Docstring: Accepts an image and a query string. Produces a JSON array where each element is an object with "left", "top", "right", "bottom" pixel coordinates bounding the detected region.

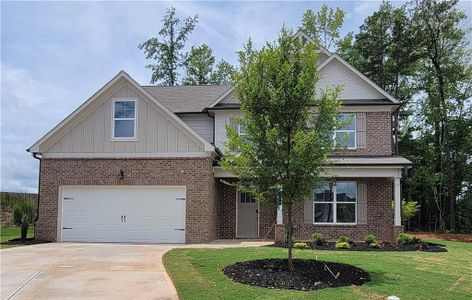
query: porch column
[
  {"left": 277, "top": 204, "right": 283, "bottom": 224},
  {"left": 394, "top": 177, "right": 401, "bottom": 226}
]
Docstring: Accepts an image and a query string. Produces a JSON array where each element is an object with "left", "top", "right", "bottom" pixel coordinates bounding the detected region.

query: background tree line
[
  {"left": 139, "top": 7, "right": 234, "bottom": 86},
  {"left": 140, "top": 1, "right": 471, "bottom": 233},
  {"left": 304, "top": 0, "right": 472, "bottom": 233}
]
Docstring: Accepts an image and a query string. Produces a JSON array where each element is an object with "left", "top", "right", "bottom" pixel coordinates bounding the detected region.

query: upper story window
[
  {"left": 113, "top": 100, "right": 136, "bottom": 139},
  {"left": 313, "top": 181, "right": 357, "bottom": 224},
  {"left": 238, "top": 123, "right": 249, "bottom": 143},
  {"left": 334, "top": 113, "right": 356, "bottom": 149}
]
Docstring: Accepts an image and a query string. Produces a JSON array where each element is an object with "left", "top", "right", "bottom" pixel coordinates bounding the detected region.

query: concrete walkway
[{"left": 0, "top": 240, "right": 272, "bottom": 300}]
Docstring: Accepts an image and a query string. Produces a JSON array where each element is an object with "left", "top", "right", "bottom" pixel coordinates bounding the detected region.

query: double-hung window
[
  {"left": 113, "top": 100, "right": 136, "bottom": 139},
  {"left": 314, "top": 181, "right": 357, "bottom": 224},
  {"left": 334, "top": 114, "right": 356, "bottom": 149},
  {"left": 238, "top": 123, "right": 249, "bottom": 143}
]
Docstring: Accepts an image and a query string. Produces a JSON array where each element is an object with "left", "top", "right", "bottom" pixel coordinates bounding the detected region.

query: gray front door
[{"left": 237, "top": 192, "right": 258, "bottom": 238}]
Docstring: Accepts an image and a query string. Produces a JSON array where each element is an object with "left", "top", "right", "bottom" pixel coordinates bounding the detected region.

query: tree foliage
[
  {"left": 221, "top": 27, "right": 342, "bottom": 270},
  {"left": 338, "top": 0, "right": 471, "bottom": 232},
  {"left": 183, "top": 44, "right": 215, "bottom": 85},
  {"left": 301, "top": 4, "right": 345, "bottom": 51},
  {"left": 210, "top": 59, "right": 235, "bottom": 84},
  {"left": 139, "top": 7, "right": 198, "bottom": 85}
]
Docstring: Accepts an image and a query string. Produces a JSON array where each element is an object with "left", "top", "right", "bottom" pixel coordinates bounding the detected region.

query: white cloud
[{"left": 1, "top": 64, "right": 75, "bottom": 192}]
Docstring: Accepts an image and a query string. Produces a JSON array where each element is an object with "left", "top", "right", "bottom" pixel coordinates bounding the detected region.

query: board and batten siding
[
  {"left": 45, "top": 84, "right": 203, "bottom": 154},
  {"left": 177, "top": 113, "right": 214, "bottom": 143},
  {"left": 317, "top": 59, "right": 384, "bottom": 100},
  {"left": 214, "top": 110, "right": 242, "bottom": 152}
]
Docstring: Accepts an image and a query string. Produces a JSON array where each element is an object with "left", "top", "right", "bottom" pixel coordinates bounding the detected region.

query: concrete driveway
[
  {"left": 1, "top": 240, "right": 272, "bottom": 300},
  {"left": 1, "top": 243, "right": 177, "bottom": 300}
]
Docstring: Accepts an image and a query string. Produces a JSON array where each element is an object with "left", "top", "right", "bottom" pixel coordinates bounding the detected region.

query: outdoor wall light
[{"left": 118, "top": 169, "right": 124, "bottom": 180}]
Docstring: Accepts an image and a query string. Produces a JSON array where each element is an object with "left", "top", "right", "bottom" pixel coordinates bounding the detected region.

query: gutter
[{"left": 28, "top": 149, "right": 42, "bottom": 240}]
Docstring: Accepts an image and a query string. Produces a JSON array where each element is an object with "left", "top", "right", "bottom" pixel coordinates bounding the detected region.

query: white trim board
[
  {"left": 214, "top": 166, "right": 404, "bottom": 178},
  {"left": 42, "top": 152, "right": 212, "bottom": 159}
]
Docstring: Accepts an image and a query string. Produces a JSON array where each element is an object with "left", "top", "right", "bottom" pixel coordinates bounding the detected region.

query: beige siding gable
[
  {"left": 45, "top": 82, "right": 204, "bottom": 155},
  {"left": 317, "top": 59, "right": 385, "bottom": 100}
]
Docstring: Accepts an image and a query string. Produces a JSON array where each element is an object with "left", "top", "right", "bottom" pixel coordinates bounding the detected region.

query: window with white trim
[
  {"left": 314, "top": 181, "right": 357, "bottom": 224},
  {"left": 238, "top": 123, "right": 249, "bottom": 143},
  {"left": 334, "top": 114, "right": 356, "bottom": 149},
  {"left": 113, "top": 100, "right": 136, "bottom": 139}
]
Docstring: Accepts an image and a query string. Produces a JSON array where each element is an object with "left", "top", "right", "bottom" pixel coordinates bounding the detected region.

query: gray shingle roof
[{"left": 143, "top": 85, "right": 232, "bottom": 113}]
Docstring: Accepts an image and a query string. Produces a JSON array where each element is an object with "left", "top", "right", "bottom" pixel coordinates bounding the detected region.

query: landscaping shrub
[
  {"left": 396, "top": 233, "right": 412, "bottom": 245},
  {"left": 311, "top": 232, "right": 326, "bottom": 245},
  {"left": 335, "top": 241, "right": 350, "bottom": 249},
  {"left": 337, "top": 235, "right": 351, "bottom": 244},
  {"left": 294, "top": 242, "right": 308, "bottom": 249},
  {"left": 364, "top": 234, "right": 377, "bottom": 245},
  {"left": 12, "top": 201, "right": 36, "bottom": 241},
  {"left": 370, "top": 242, "right": 381, "bottom": 249}
]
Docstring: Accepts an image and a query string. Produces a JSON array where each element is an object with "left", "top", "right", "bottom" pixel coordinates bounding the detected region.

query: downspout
[{"left": 31, "top": 151, "right": 42, "bottom": 240}]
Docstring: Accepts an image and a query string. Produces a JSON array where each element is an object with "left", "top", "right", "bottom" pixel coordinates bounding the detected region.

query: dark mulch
[
  {"left": 1, "top": 237, "right": 45, "bottom": 246},
  {"left": 223, "top": 258, "right": 370, "bottom": 291},
  {"left": 272, "top": 241, "right": 448, "bottom": 252}
]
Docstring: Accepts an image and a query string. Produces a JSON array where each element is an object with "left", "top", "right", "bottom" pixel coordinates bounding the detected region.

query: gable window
[
  {"left": 334, "top": 114, "right": 356, "bottom": 149},
  {"left": 314, "top": 181, "right": 357, "bottom": 224},
  {"left": 113, "top": 100, "right": 136, "bottom": 139}
]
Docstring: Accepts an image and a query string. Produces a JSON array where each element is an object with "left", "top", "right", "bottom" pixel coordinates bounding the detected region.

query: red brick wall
[
  {"left": 217, "top": 179, "right": 237, "bottom": 239},
  {"left": 275, "top": 178, "right": 396, "bottom": 242},
  {"left": 216, "top": 180, "right": 276, "bottom": 239},
  {"left": 336, "top": 111, "right": 392, "bottom": 156},
  {"left": 36, "top": 157, "right": 217, "bottom": 243}
]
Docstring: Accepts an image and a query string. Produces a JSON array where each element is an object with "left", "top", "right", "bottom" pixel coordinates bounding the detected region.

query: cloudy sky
[{"left": 1, "top": 1, "right": 471, "bottom": 193}]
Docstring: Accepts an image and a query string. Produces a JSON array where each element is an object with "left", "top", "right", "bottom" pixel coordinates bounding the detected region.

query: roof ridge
[{"left": 142, "top": 84, "right": 231, "bottom": 88}]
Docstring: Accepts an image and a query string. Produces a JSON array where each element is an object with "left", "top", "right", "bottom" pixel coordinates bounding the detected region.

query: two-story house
[{"left": 28, "top": 31, "right": 411, "bottom": 244}]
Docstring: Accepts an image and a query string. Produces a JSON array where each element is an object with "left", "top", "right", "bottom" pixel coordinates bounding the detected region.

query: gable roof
[
  {"left": 28, "top": 71, "right": 215, "bottom": 153},
  {"left": 143, "top": 85, "right": 232, "bottom": 113},
  {"left": 318, "top": 54, "right": 399, "bottom": 103},
  {"left": 293, "top": 29, "right": 332, "bottom": 57}
]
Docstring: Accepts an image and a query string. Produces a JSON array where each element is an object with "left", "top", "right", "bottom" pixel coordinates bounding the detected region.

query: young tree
[
  {"left": 221, "top": 28, "right": 342, "bottom": 271},
  {"left": 210, "top": 59, "right": 235, "bottom": 84},
  {"left": 139, "top": 7, "right": 198, "bottom": 85},
  {"left": 183, "top": 44, "right": 215, "bottom": 85},
  {"left": 301, "top": 4, "right": 345, "bottom": 51},
  {"left": 12, "top": 201, "right": 36, "bottom": 241}
]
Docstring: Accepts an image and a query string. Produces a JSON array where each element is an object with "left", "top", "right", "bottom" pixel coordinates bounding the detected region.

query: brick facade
[
  {"left": 336, "top": 111, "right": 392, "bottom": 156},
  {"left": 36, "top": 157, "right": 217, "bottom": 243},
  {"left": 274, "top": 178, "right": 401, "bottom": 242}
]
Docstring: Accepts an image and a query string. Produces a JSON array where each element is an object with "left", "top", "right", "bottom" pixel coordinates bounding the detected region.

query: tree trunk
[
  {"left": 21, "top": 223, "right": 28, "bottom": 242},
  {"left": 287, "top": 203, "right": 293, "bottom": 272}
]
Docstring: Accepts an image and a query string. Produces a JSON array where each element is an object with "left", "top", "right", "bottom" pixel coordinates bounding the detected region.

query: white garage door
[{"left": 60, "top": 186, "right": 186, "bottom": 243}]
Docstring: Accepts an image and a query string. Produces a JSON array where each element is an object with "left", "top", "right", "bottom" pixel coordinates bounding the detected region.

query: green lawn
[
  {"left": 0, "top": 226, "right": 34, "bottom": 249},
  {"left": 164, "top": 240, "right": 472, "bottom": 300}
]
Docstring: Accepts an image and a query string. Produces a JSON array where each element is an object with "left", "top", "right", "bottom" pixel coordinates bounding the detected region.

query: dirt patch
[
  {"left": 272, "top": 241, "right": 447, "bottom": 252},
  {"left": 223, "top": 258, "right": 370, "bottom": 291},
  {"left": 407, "top": 232, "right": 472, "bottom": 243}
]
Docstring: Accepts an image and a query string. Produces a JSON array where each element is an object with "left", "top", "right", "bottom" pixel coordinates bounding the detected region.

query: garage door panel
[{"left": 61, "top": 186, "right": 186, "bottom": 243}]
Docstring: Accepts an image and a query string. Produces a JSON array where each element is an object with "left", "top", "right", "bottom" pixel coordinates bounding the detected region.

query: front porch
[{"left": 214, "top": 157, "right": 410, "bottom": 242}]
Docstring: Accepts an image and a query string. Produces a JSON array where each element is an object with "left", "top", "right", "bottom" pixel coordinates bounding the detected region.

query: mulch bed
[
  {"left": 272, "top": 241, "right": 448, "bottom": 252},
  {"left": 223, "top": 258, "right": 370, "bottom": 291},
  {"left": 1, "top": 237, "right": 45, "bottom": 246}
]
